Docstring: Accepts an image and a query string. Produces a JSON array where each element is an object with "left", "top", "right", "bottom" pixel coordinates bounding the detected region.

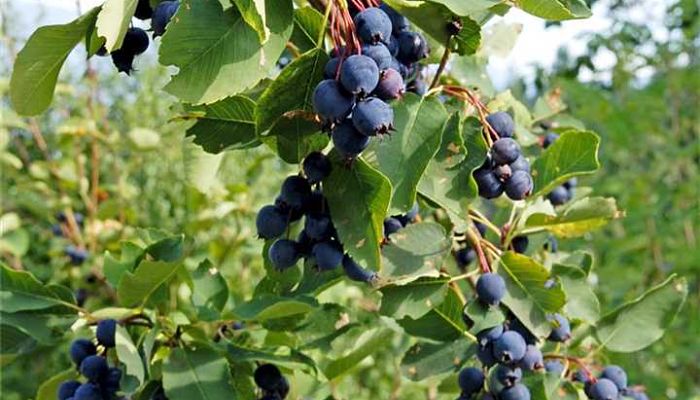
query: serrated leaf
[
  {"left": 379, "top": 276, "right": 450, "bottom": 319},
  {"left": 398, "top": 288, "right": 465, "bottom": 341},
  {"left": 525, "top": 197, "right": 623, "bottom": 238},
  {"left": 10, "top": 7, "right": 100, "bottom": 116},
  {"left": 531, "top": 130, "right": 600, "bottom": 196},
  {"left": 552, "top": 264, "right": 599, "bottom": 323},
  {"left": 96, "top": 0, "right": 138, "bottom": 52},
  {"left": 234, "top": 295, "right": 317, "bottom": 321},
  {"left": 516, "top": 0, "right": 592, "bottom": 21},
  {"left": 323, "top": 328, "right": 389, "bottom": 380},
  {"left": 323, "top": 152, "right": 391, "bottom": 270},
  {"left": 191, "top": 260, "right": 229, "bottom": 321},
  {"left": 232, "top": 0, "right": 269, "bottom": 43},
  {"left": 401, "top": 340, "right": 474, "bottom": 381},
  {"left": 159, "top": 0, "right": 292, "bottom": 104},
  {"left": 365, "top": 94, "right": 447, "bottom": 213},
  {"left": 499, "top": 252, "right": 566, "bottom": 338},
  {"left": 266, "top": 116, "right": 328, "bottom": 164},
  {"left": 464, "top": 300, "right": 506, "bottom": 334},
  {"left": 115, "top": 325, "right": 145, "bottom": 391},
  {"left": 36, "top": 369, "right": 79, "bottom": 400},
  {"left": 291, "top": 6, "right": 324, "bottom": 53},
  {"left": 0, "top": 264, "right": 76, "bottom": 313},
  {"left": 117, "top": 260, "right": 181, "bottom": 307},
  {"left": 184, "top": 95, "right": 258, "bottom": 153},
  {"left": 163, "top": 347, "right": 237, "bottom": 399},
  {"left": 381, "top": 222, "right": 451, "bottom": 284},
  {"left": 595, "top": 274, "right": 688, "bottom": 352}
]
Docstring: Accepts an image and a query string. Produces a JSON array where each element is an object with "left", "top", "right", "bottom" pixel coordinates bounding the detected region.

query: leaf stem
[
  {"left": 317, "top": 0, "right": 334, "bottom": 48},
  {"left": 465, "top": 227, "right": 490, "bottom": 273}
]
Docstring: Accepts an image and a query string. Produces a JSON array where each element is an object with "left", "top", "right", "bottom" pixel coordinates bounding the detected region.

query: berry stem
[
  {"left": 465, "top": 227, "right": 491, "bottom": 273},
  {"left": 429, "top": 37, "right": 452, "bottom": 90},
  {"left": 543, "top": 354, "right": 596, "bottom": 382},
  {"left": 448, "top": 269, "right": 480, "bottom": 282},
  {"left": 467, "top": 208, "right": 500, "bottom": 234},
  {"left": 317, "top": 0, "right": 334, "bottom": 48}
]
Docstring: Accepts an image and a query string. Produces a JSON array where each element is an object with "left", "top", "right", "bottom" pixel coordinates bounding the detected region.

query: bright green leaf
[
  {"left": 525, "top": 197, "right": 623, "bottom": 238},
  {"left": 401, "top": 340, "right": 474, "bottom": 381},
  {"left": 117, "top": 260, "right": 182, "bottom": 307},
  {"left": 234, "top": 295, "right": 317, "bottom": 321},
  {"left": 184, "top": 95, "right": 258, "bottom": 153},
  {"left": 381, "top": 222, "right": 451, "bottom": 285},
  {"left": 115, "top": 324, "right": 145, "bottom": 390}
]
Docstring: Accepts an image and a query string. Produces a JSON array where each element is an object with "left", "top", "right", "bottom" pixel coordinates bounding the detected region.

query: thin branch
[{"left": 429, "top": 37, "right": 452, "bottom": 89}]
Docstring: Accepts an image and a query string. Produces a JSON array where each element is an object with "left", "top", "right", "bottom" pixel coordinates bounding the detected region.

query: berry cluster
[
  {"left": 254, "top": 364, "right": 289, "bottom": 400},
  {"left": 58, "top": 319, "right": 120, "bottom": 400},
  {"left": 578, "top": 365, "right": 649, "bottom": 400},
  {"left": 313, "top": 4, "right": 428, "bottom": 159},
  {"left": 473, "top": 112, "right": 533, "bottom": 201},
  {"left": 542, "top": 133, "right": 578, "bottom": 206},
  {"left": 256, "top": 152, "right": 376, "bottom": 283},
  {"left": 97, "top": 0, "right": 180, "bottom": 74}
]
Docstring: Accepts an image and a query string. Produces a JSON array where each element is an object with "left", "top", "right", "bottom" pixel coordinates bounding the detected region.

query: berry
[
  {"left": 324, "top": 57, "right": 341, "bottom": 79},
  {"left": 476, "top": 325, "right": 504, "bottom": 347},
  {"left": 256, "top": 205, "right": 289, "bottom": 239},
  {"left": 621, "top": 389, "right": 649, "bottom": 400},
  {"left": 312, "top": 241, "right": 343, "bottom": 270},
  {"left": 547, "top": 313, "right": 571, "bottom": 342},
  {"left": 564, "top": 178, "right": 577, "bottom": 189},
  {"left": 380, "top": 4, "right": 409, "bottom": 35},
  {"left": 70, "top": 339, "right": 97, "bottom": 366},
  {"left": 373, "top": 68, "right": 404, "bottom": 100},
  {"left": 111, "top": 50, "right": 135, "bottom": 74},
  {"left": 305, "top": 214, "right": 332, "bottom": 241},
  {"left": 511, "top": 236, "right": 529, "bottom": 254},
  {"left": 279, "top": 176, "right": 312, "bottom": 210},
  {"left": 342, "top": 254, "right": 377, "bottom": 282},
  {"left": 152, "top": 0, "right": 179, "bottom": 37},
  {"left": 58, "top": 380, "right": 81, "bottom": 400},
  {"left": 354, "top": 7, "right": 392, "bottom": 44},
  {"left": 491, "top": 138, "right": 521, "bottom": 166},
  {"left": 476, "top": 343, "right": 496, "bottom": 367},
  {"left": 80, "top": 355, "right": 108, "bottom": 382},
  {"left": 601, "top": 365, "right": 627, "bottom": 390},
  {"left": 494, "top": 164, "right": 512, "bottom": 182},
  {"left": 73, "top": 383, "right": 102, "bottom": 400},
  {"left": 405, "top": 202, "right": 419, "bottom": 221},
  {"left": 96, "top": 318, "right": 117, "bottom": 348},
  {"left": 519, "top": 345, "right": 543, "bottom": 370},
  {"left": 509, "top": 156, "right": 530, "bottom": 173},
  {"left": 573, "top": 369, "right": 590, "bottom": 383},
  {"left": 313, "top": 80, "right": 354, "bottom": 123},
  {"left": 547, "top": 186, "right": 570, "bottom": 206},
  {"left": 362, "top": 43, "right": 393, "bottom": 70},
  {"left": 332, "top": 119, "right": 370, "bottom": 158},
  {"left": 486, "top": 112, "right": 515, "bottom": 138},
  {"left": 134, "top": 0, "right": 153, "bottom": 20},
  {"left": 475, "top": 273, "right": 506, "bottom": 306},
  {"left": 542, "top": 132, "right": 559, "bottom": 148},
  {"left": 352, "top": 97, "right": 394, "bottom": 136},
  {"left": 473, "top": 167, "right": 504, "bottom": 199},
  {"left": 588, "top": 378, "right": 619, "bottom": 400},
  {"left": 457, "top": 367, "right": 484, "bottom": 395},
  {"left": 122, "top": 27, "right": 149, "bottom": 55},
  {"left": 383, "top": 217, "right": 403, "bottom": 237},
  {"left": 396, "top": 31, "right": 428, "bottom": 64},
  {"left": 455, "top": 248, "right": 475, "bottom": 269},
  {"left": 494, "top": 364, "right": 522, "bottom": 387},
  {"left": 103, "top": 367, "right": 122, "bottom": 390},
  {"left": 508, "top": 317, "right": 537, "bottom": 345},
  {"left": 75, "top": 288, "right": 88, "bottom": 307},
  {"left": 65, "top": 246, "right": 88, "bottom": 265},
  {"left": 544, "top": 360, "right": 565, "bottom": 375},
  {"left": 499, "top": 383, "right": 531, "bottom": 400},
  {"left": 254, "top": 364, "right": 284, "bottom": 391},
  {"left": 493, "top": 331, "right": 527, "bottom": 363},
  {"left": 406, "top": 77, "right": 427, "bottom": 95},
  {"left": 340, "top": 55, "right": 380, "bottom": 96},
  {"left": 302, "top": 152, "right": 331, "bottom": 184},
  {"left": 268, "top": 239, "right": 301, "bottom": 270},
  {"left": 504, "top": 170, "right": 533, "bottom": 200}
]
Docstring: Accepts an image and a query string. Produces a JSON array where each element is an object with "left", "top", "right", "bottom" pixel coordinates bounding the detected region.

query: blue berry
[
  {"left": 134, "top": 0, "right": 153, "bottom": 20},
  {"left": 65, "top": 246, "right": 88, "bottom": 265},
  {"left": 302, "top": 151, "right": 332, "bottom": 184},
  {"left": 96, "top": 319, "right": 117, "bottom": 348},
  {"left": 455, "top": 248, "right": 475, "bottom": 269},
  {"left": 509, "top": 156, "right": 530, "bottom": 173},
  {"left": 268, "top": 239, "right": 301, "bottom": 270},
  {"left": 79, "top": 355, "right": 108, "bottom": 382},
  {"left": 588, "top": 378, "right": 619, "bottom": 400},
  {"left": 152, "top": 1, "right": 179, "bottom": 37},
  {"left": 457, "top": 367, "right": 484, "bottom": 395},
  {"left": 473, "top": 167, "right": 504, "bottom": 199},
  {"left": 324, "top": 57, "right": 341, "bottom": 79},
  {"left": 564, "top": 178, "right": 577, "bottom": 189},
  {"left": 476, "top": 325, "right": 504, "bottom": 347},
  {"left": 547, "top": 313, "right": 571, "bottom": 342},
  {"left": 340, "top": 55, "right": 379, "bottom": 96},
  {"left": 362, "top": 43, "right": 393, "bottom": 70},
  {"left": 493, "top": 331, "right": 527, "bottom": 363},
  {"left": 312, "top": 241, "right": 344, "bottom": 270},
  {"left": 547, "top": 186, "right": 570, "bottom": 206},
  {"left": 332, "top": 119, "right": 370, "bottom": 158},
  {"left": 279, "top": 176, "right": 312, "bottom": 210},
  {"left": 486, "top": 112, "right": 515, "bottom": 138},
  {"left": 352, "top": 97, "right": 394, "bottom": 136},
  {"left": 256, "top": 205, "right": 288, "bottom": 239},
  {"left": 69, "top": 339, "right": 97, "bottom": 366},
  {"left": 304, "top": 214, "right": 332, "bottom": 241},
  {"left": 491, "top": 138, "right": 521, "bottom": 166},
  {"left": 544, "top": 360, "right": 565, "bottom": 375},
  {"left": 73, "top": 383, "right": 102, "bottom": 400},
  {"left": 313, "top": 79, "right": 354, "bottom": 123},
  {"left": 122, "top": 27, "right": 149, "bottom": 55},
  {"left": 494, "top": 364, "right": 522, "bottom": 387},
  {"left": 476, "top": 343, "right": 496, "bottom": 367},
  {"left": 519, "top": 345, "right": 543, "bottom": 370},
  {"left": 379, "top": 4, "right": 409, "bottom": 35},
  {"left": 354, "top": 7, "right": 393, "bottom": 44},
  {"left": 254, "top": 364, "right": 284, "bottom": 391},
  {"left": 508, "top": 317, "right": 537, "bottom": 345},
  {"left": 511, "top": 236, "right": 529, "bottom": 254},
  {"left": 342, "top": 254, "right": 377, "bottom": 282},
  {"left": 383, "top": 217, "right": 403, "bottom": 237},
  {"left": 396, "top": 31, "right": 428, "bottom": 64},
  {"left": 476, "top": 273, "right": 506, "bottom": 306},
  {"left": 57, "top": 380, "right": 81, "bottom": 400},
  {"left": 499, "top": 383, "right": 531, "bottom": 400},
  {"left": 542, "top": 132, "right": 559, "bottom": 148},
  {"left": 573, "top": 369, "right": 590, "bottom": 383},
  {"left": 600, "top": 365, "right": 627, "bottom": 390},
  {"left": 373, "top": 68, "right": 404, "bottom": 100},
  {"left": 504, "top": 170, "right": 533, "bottom": 200}
]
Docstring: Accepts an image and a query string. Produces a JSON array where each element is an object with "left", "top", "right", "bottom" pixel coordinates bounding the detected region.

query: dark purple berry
[
  {"left": 511, "top": 236, "right": 528, "bottom": 254},
  {"left": 302, "top": 151, "right": 331, "bottom": 184},
  {"left": 58, "top": 380, "right": 81, "bottom": 400},
  {"left": 542, "top": 132, "right": 559, "bottom": 148},
  {"left": 73, "top": 383, "right": 102, "bottom": 400},
  {"left": 588, "top": 378, "right": 619, "bottom": 400},
  {"left": 324, "top": 57, "right": 341, "bottom": 79},
  {"left": 473, "top": 167, "right": 504, "bottom": 199},
  {"left": 80, "top": 355, "right": 108, "bottom": 382},
  {"left": 455, "top": 248, "right": 475, "bottom": 269},
  {"left": 313, "top": 79, "right": 355, "bottom": 123},
  {"left": 519, "top": 345, "right": 543, "bottom": 370},
  {"left": 342, "top": 254, "right": 377, "bottom": 282},
  {"left": 486, "top": 112, "right": 515, "bottom": 138},
  {"left": 544, "top": 360, "right": 565, "bottom": 375},
  {"left": 493, "top": 331, "right": 527, "bottom": 363},
  {"left": 509, "top": 156, "right": 530, "bottom": 173},
  {"left": 499, "top": 383, "right": 531, "bottom": 400},
  {"left": 96, "top": 319, "right": 117, "bottom": 348},
  {"left": 361, "top": 43, "right": 393, "bottom": 70},
  {"left": 379, "top": 4, "right": 409, "bottom": 35},
  {"left": 152, "top": 1, "right": 179, "bottom": 37},
  {"left": 547, "top": 313, "right": 571, "bottom": 342},
  {"left": 476, "top": 273, "right": 506, "bottom": 306},
  {"left": 477, "top": 325, "right": 503, "bottom": 346},
  {"left": 373, "top": 68, "right": 404, "bottom": 100},
  {"left": 312, "top": 241, "right": 343, "bottom": 270},
  {"left": 491, "top": 138, "right": 521, "bottom": 165},
  {"left": 70, "top": 339, "right": 97, "bottom": 366},
  {"left": 396, "top": 31, "right": 428, "bottom": 64},
  {"left": 354, "top": 7, "right": 393, "bottom": 44},
  {"left": 279, "top": 176, "right": 312, "bottom": 210},
  {"left": 268, "top": 239, "right": 300, "bottom": 270},
  {"left": 340, "top": 55, "right": 379, "bottom": 96},
  {"left": 305, "top": 213, "right": 332, "bottom": 241},
  {"left": 254, "top": 364, "right": 284, "bottom": 392},
  {"left": 457, "top": 367, "right": 484, "bottom": 395},
  {"left": 332, "top": 119, "right": 370, "bottom": 158},
  {"left": 256, "top": 205, "right": 288, "bottom": 239},
  {"left": 383, "top": 217, "right": 403, "bottom": 237},
  {"left": 547, "top": 186, "right": 570, "bottom": 206},
  {"left": 134, "top": 0, "right": 153, "bottom": 20},
  {"left": 601, "top": 365, "right": 627, "bottom": 390},
  {"left": 504, "top": 170, "right": 533, "bottom": 200},
  {"left": 352, "top": 97, "right": 394, "bottom": 136},
  {"left": 494, "top": 364, "right": 522, "bottom": 387},
  {"left": 122, "top": 27, "right": 149, "bottom": 55}
]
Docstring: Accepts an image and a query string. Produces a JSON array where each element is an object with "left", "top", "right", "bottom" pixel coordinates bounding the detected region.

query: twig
[{"left": 429, "top": 37, "right": 452, "bottom": 89}]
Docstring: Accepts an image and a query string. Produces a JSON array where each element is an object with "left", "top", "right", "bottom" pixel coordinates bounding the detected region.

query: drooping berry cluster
[
  {"left": 473, "top": 112, "right": 533, "bottom": 201},
  {"left": 254, "top": 364, "right": 290, "bottom": 400},
  {"left": 58, "top": 319, "right": 121, "bottom": 400},
  {"left": 256, "top": 152, "right": 377, "bottom": 283},
  {"left": 542, "top": 132, "right": 578, "bottom": 206}
]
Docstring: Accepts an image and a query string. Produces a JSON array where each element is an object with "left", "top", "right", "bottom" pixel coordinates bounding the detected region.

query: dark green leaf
[
  {"left": 184, "top": 95, "right": 258, "bottom": 153},
  {"left": 266, "top": 117, "right": 328, "bottom": 164},
  {"left": 379, "top": 276, "right": 450, "bottom": 319},
  {"left": 226, "top": 343, "right": 317, "bottom": 375},
  {"left": 381, "top": 222, "right": 451, "bottom": 284},
  {"left": 464, "top": 300, "right": 506, "bottom": 334},
  {"left": 0, "top": 264, "right": 76, "bottom": 313},
  {"left": 401, "top": 340, "right": 475, "bottom": 381},
  {"left": 399, "top": 288, "right": 465, "bottom": 341},
  {"left": 291, "top": 6, "right": 324, "bottom": 53},
  {"left": 163, "top": 347, "right": 237, "bottom": 399},
  {"left": 117, "top": 260, "right": 182, "bottom": 307}
]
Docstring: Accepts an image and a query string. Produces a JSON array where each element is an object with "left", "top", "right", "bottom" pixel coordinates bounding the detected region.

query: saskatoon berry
[
  {"left": 254, "top": 364, "right": 284, "bottom": 392},
  {"left": 373, "top": 68, "right": 405, "bottom": 101},
  {"left": 361, "top": 43, "right": 393, "bottom": 70},
  {"left": 491, "top": 138, "right": 521, "bottom": 166},
  {"left": 103, "top": 367, "right": 122, "bottom": 391},
  {"left": 476, "top": 325, "right": 503, "bottom": 347},
  {"left": 313, "top": 80, "right": 354, "bottom": 123},
  {"left": 547, "top": 313, "right": 571, "bottom": 342},
  {"left": 519, "top": 344, "right": 543, "bottom": 370},
  {"left": 457, "top": 367, "right": 484, "bottom": 395},
  {"left": 405, "top": 202, "right": 419, "bottom": 221},
  {"left": 134, "top": 0, "right": 153, "bottom": 20},
  {"left": 302, "top": 151, "right": 331, "bottom": 184},
  {"left": 332, "top": 119, "right": 370, "bottom": 158},
  {"left": 544, "top": 360, "right": 565, "bottom": 375},
  {"left": 152, "top": 0, "right": 179, "bottom": 37},
  {"left": 380, "top": 4, "right": 409, "bottom": 35},
  {"left": 70, "top": 339, "right": 97, "bottom": 366},
  {"left": 111, "top": 50, "right": 136, "bottom": 74},
  {"left": 58, "top": 380, "right": 81, "bottom": 400},
  {"left": 342, "top": 254, "right": 377, "bottom": 282},
  {"left": 542, "top": 132, "right": 559, "bottom": 148},
  {"left": 256, "top": 205, "right": 288, "bottom": 239},
  {"left": 494, "top": 364, "right": 523, "bottom": 387},
  {"left": 279, "top": 176, "right": 312, "bottom": 211},
  {"left": 511, "top": 236, "right": 529, "bottom": 254},
  {"left": 324, "top": 57, "right": 341, "bottom": 79},
  {"left": 312, "top": 241, "right": 344, "bottom": 270},
  {"left": 499, "top": 383, "right": 531, "bottom": 400},
  {"left": 96, "top": 318, "right": 117, "bottom": 348},
  {"left": 383, "top": 217, "right": 403, "bottom": 237},
  {"left": 396, "top": 31, "right": 429, "bottom": 64},
  {"left": 486, "top": 111, "right": 515, "bottom": 138},
  {"left": 588, "top": 378, "right": 620, "bottom": 400},
  {"left": 473, "top": 167, "right": 504, "bottom": 199},
  {"left": 305, "top": 214, "right": 332, "bottom": 241},
  {"left": 476, "top": 343, "right": 497, "bottom": 367},
  {"left": 75, "top": 288, "right": 88, "bottom": 307},
  {"left": 303, "top": 190, "right": 328, "bottom": 216},
  {"left": 387, "top": 35, "right": 399, "bottom": 56},
  {"left": 80, "top": 355, "right": 108, "bottom": 382},
  {"left": 622, "top": 389, "right": 649, "bottom": 400},
  {"left": 495, "top": 164, "right": 513, "bottom": 182},
  {"left": 474, "top": 221, "right": 487, "bottom": 237},
  {"left": 509, "top": 156, "right": 530, "bottom": 173},
  {"left": 455, "top": 247, "right": 475, "bottom": 269},
  {"left": 572, "top": 369, "right": 590, "bottom": 383},
  {"left": 122, "top": 27, "right": 149, "bottom": 55},
  {"left": 296, "top": 230, "right": 314, "bottom": 257},
  {"left": 73, "top": 383, "right": 102, "bottom": 400},
  {"left": 564, "top": 178, "right": 577, "bottom": 189},
  {"left": 476, "top": 272, "right": 506, "bottom": 306},
  {"left": 352, "top": 97, "right": 394, "bottom": 136},
  {"left": 508, "top": 317, "right": 537, "bottom": 345},
  {"left": 504, "top": 170, "right": 533, "bottom": 200},
  {"left": 65, "top": 246, "right": 88, "bottom": 265},
  {"left": 354, "top": 7, "right": 393, "bottom": 44},
  {"left": 493, "top": 331, "right": 527, "bottom": 363},
  {"left": 268, "top": 239, "right": 301, "bottom": 270},
  {"left": 600, "top": 365, "right": 627, "bottom": 390},
  {"left": 547, "top": 186, "right": 570, "bottom": 206},
  {"left": 340, "top": 55, "right": 380, "bottom": 96}
]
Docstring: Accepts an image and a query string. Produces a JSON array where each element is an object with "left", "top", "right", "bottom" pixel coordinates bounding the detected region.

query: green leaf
[
  {"left": 191, "top": 260, "right": 229, "bottom": 321},
  {"left": 184, "top": 95, "right": 258, "bottom": 153},
  {"left": 464, "top": 300, "right": 506, "bottom": 334},
  {"left": 379, "top": 276, "right": 450, "bottom": 319},
  {"left": 516, "top": 0, "right": 592, "bottom": 21},
  {"left": 36, "top": 369, "right": 79, "bottom": 400},
  {"left": 323, "top": 328, "right": 389, "bottom": 380},
  {"left": 115, "top": 324, "right": 145, "bottom": 391},
  {"left": 163, "top": 347, "right": 237, "bottom": 399},
  {"left": 0, "top": 312, "right": 71, "bottom": 345},
  {"left": 234, "top": 295, "right": 317, "bottom": 321},
  {"left": 595, "top": 274, "right": 688, "bottom": 352},
  {"left": 232, "top": 0, "right": 269, "bottom": 43},
  {"left": 381, "top": 222, "right": 451, "bottom": 285},
  {"left": 524, "top": 197, "right": 623, "bottom": 238},
  {"left": 365, "top": 93, "right": 448, "bottom": 213},
  {"left": 552, "top": 264, "right": 600, "bottom": 323},
  {"left": 291, "top": 6, "right": 324, "bottom": 53},
  {"left": 323, "top": 152, "right": 391, "bottom": 270},
  {"left": 0, "top": 264, "right": 76, "bottom": 313},
  {"left": 267, "top": 117, "right": 328, "bottom": 164},
  {"left": 401, "top": 340, "right": 474, "bottom": 381},
  {"left": 256, "top": 48, "right": 327, "bottom": 134},
  {"left": 425, "top": 0, "right": 502, "bottom": 15},
  {"left": 499, "top": 252, "right": 566, "bottom": 338},
  {"left": 96, "top": 0, "right": 138, "bottom": 52},
  {"left": 159, "top": 0, "right": 292, "bottom": 104},
  {"left": 398, "top": 288, "right": 465, "bottom": 342},
  {"left": 226, "top": 343, "right": 317, "bottom": 375},
  {"left": 117, "top": 260, "right": 181, "bottom": 307},
  {"left": 10, "top": 7, "right": 100, "bottom": 116},
  {"left": 531, "top": 130, "right": 600, "bottom": 196}
]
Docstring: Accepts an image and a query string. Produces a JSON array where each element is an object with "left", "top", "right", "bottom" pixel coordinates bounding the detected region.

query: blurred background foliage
[{"left": 1, "top": 0, "right": 698, "bottom": 398}]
